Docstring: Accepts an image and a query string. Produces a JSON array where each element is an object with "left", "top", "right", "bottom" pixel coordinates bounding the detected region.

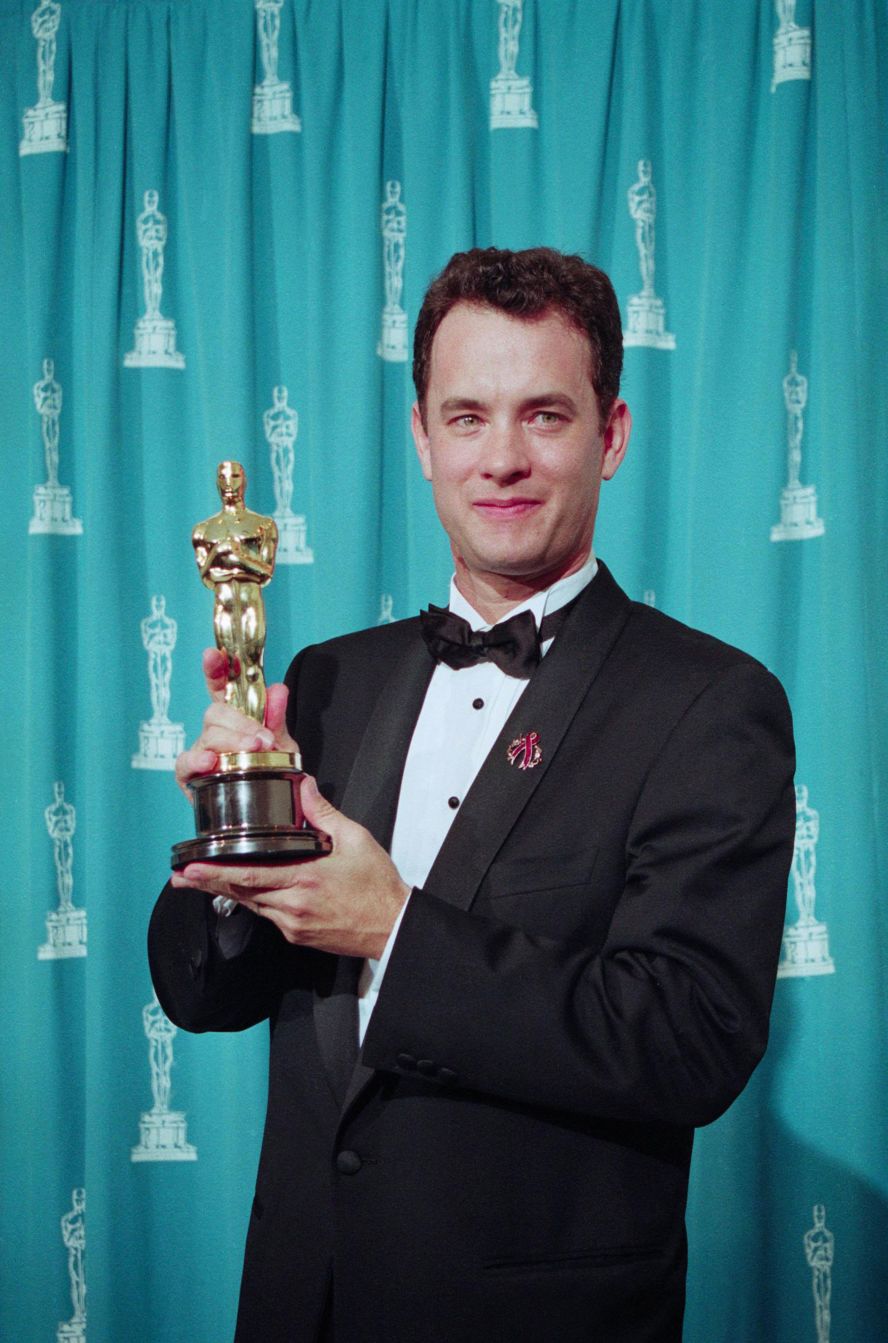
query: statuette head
[{"left": 217, "top": 460, "right": 246, "bottom": 506}]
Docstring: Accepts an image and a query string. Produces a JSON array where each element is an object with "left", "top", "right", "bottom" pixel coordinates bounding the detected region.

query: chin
[{"left": 467, "top": 545, "right": 539, "bottom": 569}]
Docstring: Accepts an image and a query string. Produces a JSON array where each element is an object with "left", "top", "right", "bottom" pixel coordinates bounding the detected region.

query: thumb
[{"left": 300, "top": 774, "right": 343, "bottom": 838}]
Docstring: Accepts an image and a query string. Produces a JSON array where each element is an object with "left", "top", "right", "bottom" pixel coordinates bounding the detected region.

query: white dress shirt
[{"left": 357, "top": 552, "right": 599, "bottom": 1043}]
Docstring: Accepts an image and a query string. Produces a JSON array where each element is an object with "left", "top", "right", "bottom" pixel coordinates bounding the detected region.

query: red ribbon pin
[{"left": 507, "top": 731, "right": 542, "bottom": 771}]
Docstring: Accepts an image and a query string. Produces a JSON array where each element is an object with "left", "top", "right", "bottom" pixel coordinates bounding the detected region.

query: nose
[{"left": 479, "top": 421, "right": 531, "bottom": 486}]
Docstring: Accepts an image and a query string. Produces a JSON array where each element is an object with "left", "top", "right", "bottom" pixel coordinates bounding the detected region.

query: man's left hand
[{"left": 169, "top": 775, "right": 410, "bottom": 959}]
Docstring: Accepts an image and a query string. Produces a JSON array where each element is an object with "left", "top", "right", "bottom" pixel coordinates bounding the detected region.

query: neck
[{"left": 452, "top": 551, "right": 592, "bottom": 624}]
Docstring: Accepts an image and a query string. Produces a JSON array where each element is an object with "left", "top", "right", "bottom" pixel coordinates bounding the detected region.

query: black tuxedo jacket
[{"left": 149, "top": 564, "right": 795, "bottom": 1343}]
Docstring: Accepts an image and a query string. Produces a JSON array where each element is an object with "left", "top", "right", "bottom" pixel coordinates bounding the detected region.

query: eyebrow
[
  {"left": 439, "top": 397, "right": 487, "bottom": 416},
  {"left": 518, "top": 392, "right": 579, "bottom": 415},
  {"left": 438, "top": 393, "right": 580, "bottom": 416}
]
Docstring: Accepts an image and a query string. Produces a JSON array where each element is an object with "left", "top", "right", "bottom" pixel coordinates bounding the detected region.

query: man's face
[{"left": 412, "top": 303, "right": 630, "bottom": 600}]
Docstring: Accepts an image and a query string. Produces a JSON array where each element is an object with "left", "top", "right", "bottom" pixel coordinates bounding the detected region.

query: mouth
[{"left": 472, "top": 498, "right": 542, "bottom": 519}]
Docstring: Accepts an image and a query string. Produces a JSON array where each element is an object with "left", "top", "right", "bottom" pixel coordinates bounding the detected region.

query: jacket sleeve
[
  {"left": 359, "top": 660, "right": 795, "bottom": 1128},
  {"left": 148, "top": 649, "right": 319, "bottom": 1034},
  {"left": 148, "top": 882, "right": 300, "bottom": 1033}
]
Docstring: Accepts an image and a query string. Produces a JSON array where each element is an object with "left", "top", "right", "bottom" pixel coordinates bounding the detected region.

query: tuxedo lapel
[
  {"left": 315, "top": 627, "right": 433, "bottom": 1109},
  {"left": 313, "top": 952, "right": 362, "bottom": 1109},
  {"left": 421, "top": 564, "right": 631, "bottom": 912},
  {"left": 339, "top": 627, "right": 433, "bottom": 845}
]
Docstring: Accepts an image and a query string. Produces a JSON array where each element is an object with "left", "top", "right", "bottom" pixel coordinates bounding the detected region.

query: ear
[
  {"left": 601, "top": 400, "right": 631, "bottom": 481},
  {"left": 411, "top": 401, "right": 433, "bottom": 481}
]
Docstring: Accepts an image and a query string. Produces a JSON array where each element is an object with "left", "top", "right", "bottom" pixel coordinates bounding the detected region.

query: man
[{"left": 150, "top": 247, "right": 795, "bottom": 1342}]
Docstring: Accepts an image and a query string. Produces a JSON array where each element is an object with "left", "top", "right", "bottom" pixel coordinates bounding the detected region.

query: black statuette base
[{"left": 170, "top": 761, "right": 331, "bottom": 869}]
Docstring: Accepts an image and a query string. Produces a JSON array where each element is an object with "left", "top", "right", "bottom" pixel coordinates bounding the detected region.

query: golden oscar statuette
[{"left": 171, "top": 461, "right": 331, "bottom": 867}]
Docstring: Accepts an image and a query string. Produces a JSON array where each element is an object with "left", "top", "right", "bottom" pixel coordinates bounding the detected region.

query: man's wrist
[{"left": 371, "top": 885, "right": 411, "bottom": 970}]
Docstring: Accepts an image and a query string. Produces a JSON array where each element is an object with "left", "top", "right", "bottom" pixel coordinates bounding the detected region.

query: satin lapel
[
  {"left": 314, "top": 629, "right": 434, "bottom": 1109},
  {"left": 313, "top": 952, "right": 362, "bottom": 1109},
  {"left": 421, "top": 563, "right": 632, "bottom": 912},
  {"left": 339, "top": 630, "right": 434, "bottom": 844}
]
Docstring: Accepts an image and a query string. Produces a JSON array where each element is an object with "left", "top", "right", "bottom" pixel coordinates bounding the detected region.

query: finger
[
  {"left": 169, "top": 865, "right": 257, "bottom": 900},
  {"left": 264, "top": 684, "right": 300, "bottom": 754},
  {"left": 202, "top": 647, "right": 232, "bottom": 702},
  {"left": 199, "top": 723, "right": 274, "bottom": 755},
  {"left": 200, "top": 701, "right": 275, "bottom": 754},
  {"left": 175, "top": 746, "right": 219, "bottom": 794},
  {"left": 300, "top": 775, "right": 340, "bottom": 839},
  {"left": 173, "top": 860, "right": 312, "bottom": 896}
]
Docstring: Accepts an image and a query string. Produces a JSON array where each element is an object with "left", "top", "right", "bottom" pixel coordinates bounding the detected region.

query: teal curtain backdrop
[{"left": 2, "top": 1, "right": 886, "bottom": 1339}]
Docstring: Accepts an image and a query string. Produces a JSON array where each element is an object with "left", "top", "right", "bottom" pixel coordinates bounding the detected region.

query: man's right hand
[{"left": 174, "top": 648, "right": 299, "bottom": 796}]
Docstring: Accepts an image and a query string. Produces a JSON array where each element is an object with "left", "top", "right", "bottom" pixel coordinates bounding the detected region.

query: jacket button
[
  {"left": 336, "top": 1150, "right": 362, "bottom": 1175},
  {"left": 416, "top": 1059, "right": 437, "bottom": 1077},
  {"left": 396, "top": 1052, "right": 417, "bottom": 1071},
  {"left": 438, "top": 1067, "right": 458, "bottom": 1086}
]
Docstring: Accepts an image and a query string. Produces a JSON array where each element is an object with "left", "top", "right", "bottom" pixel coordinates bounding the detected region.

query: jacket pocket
[
  {"left": 485, "top": 848, "right": 599, "bottom": 900},
  {"left": 482, "top": 1241, "right": 664, "bottom": 1274}
]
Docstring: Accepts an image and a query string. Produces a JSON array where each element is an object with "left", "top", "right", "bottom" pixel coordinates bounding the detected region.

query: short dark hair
[{"left": 412, "top": 247, "right": 623, "bottom": 426}]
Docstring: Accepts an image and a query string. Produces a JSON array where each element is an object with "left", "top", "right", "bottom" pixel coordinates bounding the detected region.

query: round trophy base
[
  {"left": 171, "top": 829, "right": 330, "bottom": 867},
  {"left": 171, "top": 753, "right": 332, "bottom": 870}
]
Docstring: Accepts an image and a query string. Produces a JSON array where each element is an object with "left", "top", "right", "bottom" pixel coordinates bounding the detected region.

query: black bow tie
[{"left": 419, "top": 602, "right": 573, "bottom": 678}]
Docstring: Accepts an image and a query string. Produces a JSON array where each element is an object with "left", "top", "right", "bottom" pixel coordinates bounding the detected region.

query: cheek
[
  {"left": 428, "top": 452, "right": 472, "bottom": 494},
  {"left": 541, "top": 453, "right": 600, "bottom": 500},
  {"left": 552, "top": 467, "right": 602, "bottom": 530},
  {"left": 429, "top": 474, "right": 463, "bottom": 525}
]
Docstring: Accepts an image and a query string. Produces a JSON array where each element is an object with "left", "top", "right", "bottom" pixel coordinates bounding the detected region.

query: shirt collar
[{"left": 448, "top": 550, "right": 598, "bottom": 632}]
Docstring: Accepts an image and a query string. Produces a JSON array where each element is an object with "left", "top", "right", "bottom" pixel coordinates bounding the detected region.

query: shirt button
[
  {"left": 448, "top": 796, "right": 459, "bottom": 810},
  {"left": 472, "top": 698, "right": 484, "bottom": 709},
  {"left": 336, "top": 1150, "right": 362, "bottom": 1175}
]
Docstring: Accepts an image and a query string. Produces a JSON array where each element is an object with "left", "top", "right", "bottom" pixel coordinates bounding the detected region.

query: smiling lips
[{"left": 473, "top": 498, "right": 542, "bottom": 518}]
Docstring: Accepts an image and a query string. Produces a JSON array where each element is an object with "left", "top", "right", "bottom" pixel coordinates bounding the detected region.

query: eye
[
  {"left": 530, "top": 410, "right": 564, "bottom": 427},
  {"left": 451, "top": 414, "right": 481, "bottom": 429}
]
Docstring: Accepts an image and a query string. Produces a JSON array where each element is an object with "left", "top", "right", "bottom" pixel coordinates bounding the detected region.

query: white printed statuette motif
[
  {"left": 131, "top": 596, "right": 186, "bottom": 769},
  {"left": 57, "top": 1187, "right": 86, "bottom": 1343},
  {"left": 624, "top": 161, "right": 675, "bottom": 350},
  {"left": 778, "top": 785, "right": 834, "bottom": 977},
  {"left": 20, "top": 1, "right": 68, "bottom": 156},
  {"left": 38, "top": 782, "right": 87, "bottom": 960},
  {"left": 642, "top": 590, "right": 656, "bottom": 607},
  {"left": 29, "top": 359, "right": 82, "bottom": 535},
  {"left": 252, "top": 0, "right": 301, "bottom": 134},
  {"left": 263, "top": 386, "right": 313, "bottom": 563},
  {"left": 377, "top": 594, "right": 394, "bottom": 624},
  {"left": 132, "top": 989, "right": 197, "bottom": 1161},
  {"left": 772, "top": 0, "right": 811, "bottom": 91},
  {"left": 804, "top": 1205, "right": 833, "bottom": 1343},
  {"left": 377, "top": 181, "right": 408, "bottom": 362},
  {"left": 490, "top": 0, "right": 538, "bottom": 130},
  {"left": 771, "top": 352, "right": 824, "bottom": 541},
  {"left": 124, "top": 190, "right": 185, "bottom": 369}
]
